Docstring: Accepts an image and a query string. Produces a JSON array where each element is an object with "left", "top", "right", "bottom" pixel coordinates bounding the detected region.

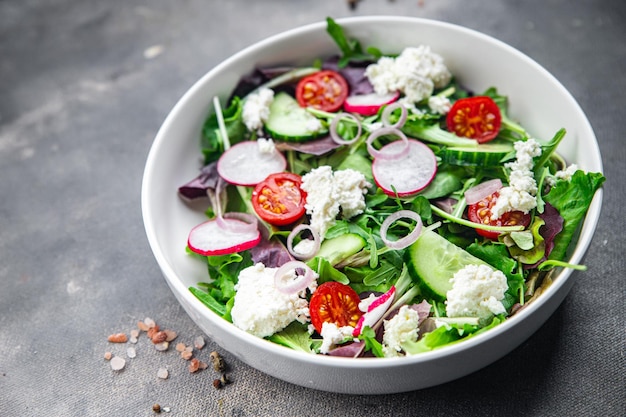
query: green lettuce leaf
[{"left": 201, "top": 96, "right": 246, "bottom": 164}]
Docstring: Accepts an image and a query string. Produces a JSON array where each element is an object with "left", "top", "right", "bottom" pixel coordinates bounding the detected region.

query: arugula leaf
[
  {"left": 543, "top": 170, "right": 605, "bottom": 261},
  {"left": 189, "top": 286, "right": 227, "bottom": 317},
  {"left": 201, "top": 96, "right": 246, "bottom": 164},
  {"left": 325, "top": 17, "right": 377, "bottom": 68},
  {"left": 360, "top": 326, "right": 385, "bottom": 358}
]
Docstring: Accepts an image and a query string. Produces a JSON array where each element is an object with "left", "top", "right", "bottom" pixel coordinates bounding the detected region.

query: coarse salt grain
[
  {"left": 130, "top": 329, "right": 139, "bottom": 338},
  {"left": 137, "top": 321, "right": 149, "bottom": 332},
  {"left": 175, "top": 343, "right": 186, "bottom": 352},
  {"left": 104, "top": 351, "right": 112, "bottom": 361},
  {"left": 110, "top": 356, "right": 126, "bottom": 371},
  {"left": 144, "top": 317, "right": 156, "bottom": 328},
  {"left": 157, "top": 368, "right": 169, "bottom": 379},
  {"left": 127, "top": 347, "right": 136, "bottom": 359},
  {"left": 107, "top": 333, "right": 128, "bottom": 343},
  {"left": 163, "top": 330, "right": 177, "bottom": 342},
  {"left": 154, "top": 341, "right": 169, "bottom": 352},
  {"left": 194, "top": 336, "right": 205, "bottom": 350}
]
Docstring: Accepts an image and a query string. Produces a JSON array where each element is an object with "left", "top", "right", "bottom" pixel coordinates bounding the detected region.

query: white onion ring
[
  {"left": 274, "top": 261, "right": 316, "bottom": 294},
  {"left": 286, "top": 224, "right": 321, "bottom": 260},
  {"left": 380, "top": 210, "right": 423, "bottom": 250},
  {"left": 366, "top": 127, "right": 410, "bottom": 161},
  {"left": 329, "top": 113, "right": 362, "bottom": 146},
  {"left": 464, "top": 179, "right": 503, "bottom": 205},
  {"left": 382, "top": 102, "right": 408, "bottom": 129},
  {"left": 216, "top": 212, "right": 259, "bottom": 234}
]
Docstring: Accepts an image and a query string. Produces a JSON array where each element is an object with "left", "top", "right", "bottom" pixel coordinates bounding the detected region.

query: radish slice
[
  {"left": 343, "top": 91, "right": 400, "bottom": 116},
  {"left": 464, "top": 178, "right": 503, "bottom": 205},
  {"left": 382, "top": 102, "right": 408, "bottom": 129},
  {"left": 287, "top": 224, "right": 320, "bottom": 260},
  {"left": 366, "top": 127, "right": 409, "bottom": 161},
  {"left": 216, "top": 212, "right": 259, "bottom": 234},
  {"left": 380, "top": 210, "right": 423, "bottom": 250},
  {"left": 188, "top": 217, "right": 261, "bottom": 256},
  {"left": 217, "top": 141, "right": 287, "bottom": 186},
  {"left": 329, "top": 113, "right": 362, "bottom": 146},
  {"left": 372, "top": 139, "right": 437, "bottom": 197},
  {"left": 274, "top": 261, "right": 316, "bottom": 294},
  {"left": 352, "top": 286, "right": 396, "bottom": 337}
]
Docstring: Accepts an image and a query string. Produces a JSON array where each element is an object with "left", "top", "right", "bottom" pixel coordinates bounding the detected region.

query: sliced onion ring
[
  {"left": 382, "top": 102, "right": 408, "bottom": 129},
  {"left": 216, "top": 212, "right": 259, "bottom": 234},
  {"left": 286, "top": 224, "right": 321, "bottom": 260},
  {"left": 274, "top": 261, "right": 316, "bottom": 294},
  {"left": 329, "top": 113, "right": 362, "bottom": 146},
  {"left": 366, "top": 127, "right": 410, "bottom": 161},
  {"left": 464, "top": 178, "right": 503, "bottom": 205},
  {"left": 380, "top": 210, "right": 423, "bottom": 250}
]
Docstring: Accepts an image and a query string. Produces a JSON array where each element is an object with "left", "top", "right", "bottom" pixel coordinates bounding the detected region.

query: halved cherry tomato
[
  {"left": 251, "top": 172, "right": 306, "bottom": 226},
  {"left": 295, "top": 70, "right": 349, "bottom": 112},
  {"left": 446, "top": 96, "right": 502, "bottom": 143},
  {"left": 467, "top": 191, "right": 531, "bottom": 239},
  {"left": 309, "top": 282, "right": 363, "bottom": 334}
]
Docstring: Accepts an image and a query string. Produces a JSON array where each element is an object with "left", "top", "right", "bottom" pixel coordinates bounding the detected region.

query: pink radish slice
[
  {"left": 372, "top": 139, "right": 437, "bottom": 197},
  {"left": 188, "top": 217, "right": 261, "bottom": 256},
  {"left": 343, "top": 91, "right": 400, "bottom": 116},
  {"left": 353, "top": 286, "right": 396, "bottom": 337},
  {"left": 217, "top": 141, "right": 287, "bottom": 186}
]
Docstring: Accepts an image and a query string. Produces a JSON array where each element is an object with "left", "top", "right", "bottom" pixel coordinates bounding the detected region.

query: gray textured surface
[{"left": 0, "top": 0, "right": 624, "bottom": 416}]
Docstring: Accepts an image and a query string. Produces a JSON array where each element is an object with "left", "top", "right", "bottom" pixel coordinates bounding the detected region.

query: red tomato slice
[
  {"left": 295, "top": 70, "right": 349, "bottom": 112},
  {"left": 309, "top": 282, "right": 363, "bottom": 334},
  {"left": 446, "top": 96, "right": 502, "bottom": 143},
  {"left": 251, "top": 172, "right": 306, "bottom": 226},
  {"left": 467, "top": 191, "right": 531, "bottom": 239}
]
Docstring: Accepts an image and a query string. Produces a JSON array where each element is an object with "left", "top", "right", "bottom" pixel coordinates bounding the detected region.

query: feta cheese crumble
[
  {"left": 257, "top": 137, "right": 276, "bottom": 154},
  {"left": 428, "top": 95, "right": 452, "bottom": 115},
  {"left": 365, "top": 46, "right": 452, "bottom": 106},
  {"left": 231, "top": 263, "right": 316, "bottom": 338},
  {"left": 555, "top": 163, "right": 579, "bottom": 181},
  {"left": 491, "top": 138, "right": 542, "bottom": 219},
  {"left": 382, "top": 305, "right": 421, "bottom": 357},
  {"left": 300, "top": 166, "right": 371, "bottom": 239},
  {"left": 319, "top": 322, "right": 354, "bottom": 354},
  {"left": 445, "top": 264, "right": 508, "bottom": 320},
  {"left": 242, "top": 87, "right": 274, "bottom": 132}
]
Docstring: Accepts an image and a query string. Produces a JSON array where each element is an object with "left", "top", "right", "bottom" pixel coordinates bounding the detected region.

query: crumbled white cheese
[
  {"left": 382, "top": 305, "right": 420, "bottom": 358},
  {"left": 305, "top": 117, "right": 323, "bottom": 133},
  {"left": 231, "top": 263, "right": 315, "bottom": 338},
  {"left": 365, "top": 46, "right": 452, "bottom": 104},
  {"left": 300, "top": 166, "right": 371, "bottom": 239},
  {"left": 555, "top": 163, "right": 579, "bottom": 181},
  {"left": 257, "top": 137, "right": 276, "bottom": 154},
  {"left": 491, "top": 138, "right": 542, "bottom": 219},
  {"left": 319, "top": 322, "right": 354, "bottom": 354},
  {"left": 445, "top": 264, "right": 508, "bottom": 320},
  {"left": 428, "top": 95, "right": 451, "bottom": 114},
  {"left": 242, "top": 87, "right": 274, "bottom": 132}
]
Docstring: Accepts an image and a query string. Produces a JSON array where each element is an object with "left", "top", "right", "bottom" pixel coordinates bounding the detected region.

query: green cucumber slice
[
  {"left": 265, "top": 92, "right": 328, "bottom": 142},
  {"left": 316, "top": 233, "right": 366, "bottom": 266},
  {"left": 440, "top": 141, "right": 514, "bottom": 166},
  {"left": 405, "top": 230, "right": 489, "bottom": 301}
]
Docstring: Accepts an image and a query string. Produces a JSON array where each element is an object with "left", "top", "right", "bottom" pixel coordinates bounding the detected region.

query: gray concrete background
[{"left": 0, "top": 0, "right": 624, "bottom": 415}]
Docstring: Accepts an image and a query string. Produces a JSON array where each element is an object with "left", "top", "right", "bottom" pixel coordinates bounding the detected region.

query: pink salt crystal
[
  {"left": 110, "top": 356, "right": 126, "bottom": 371},
  {"left": 194, "top": 336, "right": 205, "bottom": 350},
  {"left": 157, "top": 368, "right": 169, "bottom": 379}
]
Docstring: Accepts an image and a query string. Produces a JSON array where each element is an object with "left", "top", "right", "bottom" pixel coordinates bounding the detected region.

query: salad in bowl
[
  {"left": 142, "top": 16, "right": 604, "bottom": 393},
  {"left": 177, "top": 18, "right": 604, "bottom": 359}
]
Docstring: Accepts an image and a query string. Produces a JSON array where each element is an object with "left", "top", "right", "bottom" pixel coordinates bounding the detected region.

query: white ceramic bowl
[{"left": 142, "top": 16, "right": 603, "bottom": 394}]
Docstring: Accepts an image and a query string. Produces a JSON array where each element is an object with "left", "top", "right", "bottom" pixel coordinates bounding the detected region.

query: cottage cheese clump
[
  {"left": 491, "top": 138, "right": 542, "bottom": 219},
  {"left": 365, "top": 46, "right": 452, "bottom": 106},
  {"left": 231, "top": 263, "right": 315, "bottom": 338},
  {"left": 382, "top": 305, "right": 421, "bottom": 357},
  {"left": 300, "top": 166, "right": 371, "bottom": 239},
  {"left": 445, "top": 264, "right": 508, "bottom": 320},
  {"left": 242, "top": 87, "right": 274, "bottom": 132}
]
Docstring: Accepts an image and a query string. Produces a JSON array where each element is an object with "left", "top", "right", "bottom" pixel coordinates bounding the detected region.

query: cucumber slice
[
  {"left": 316, "top": 233, "right": 366, "bottom": 266},
  {"left": 405, "top": 230, "right": 489, "bottom": 301},
  {"left": 265, "top": 92, "right": 328, "bottom": 142},
  {"left": 440, "top": 141, "right": 514, "bottom": 166}
]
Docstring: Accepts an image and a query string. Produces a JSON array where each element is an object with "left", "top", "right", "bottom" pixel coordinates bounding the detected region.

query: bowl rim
[{"left": 141, "top": 15, "right": 604, "bottom": 371}]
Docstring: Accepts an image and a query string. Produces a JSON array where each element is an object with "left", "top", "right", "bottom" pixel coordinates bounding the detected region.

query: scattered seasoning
[
  {"left": 209, "top": 351, "right": 225, "bottom": 373},
  {"left": 107, "top": 333, "right": 128, "bottom": 343},
  {"left": 188, "top": 358, "right": 200, "bottom": 373},
  {"left": 138, "top": 320, "right": 150, "bottom": 332},
  {"left": 130, "top": 329, "right": 139, "bottom": 338},
  {"left": 163, "top": 330, "right": 177, "bottom": 342},
  {"left": 110, "top": 356, "right": 126, "bottom": 371},
  {"left": 144, "top": 317, "right": 156, "bottom": 328},
  {"left": 213, "top": 378, "right": 222, "bottom": 389},
  {"left": 162, "top": 406, "right": 171, "bottom": 413},
  {"left": 154, "top": 341, "right": 169, "bottom": 352},
  {"left": 151, "top": 331, "right": 167, "bottom": 344},
  {"left": 175, "top": 343, "right": 186, "bottom": 352},
  {"left": 220, "top": 373, "right": 230, "bottom": 386},
  {"left": 152, "top": 403, "right": 161, "bottom": 413},
  {"left": 104, "top": 351, "right": 112, "bottom": 361},
  {"left": 157, "top": 368, "right": 169, "bottom": 379},
  {"left": 127, "top": 347, "right": 137, "bottom": 359},
  {"left": 147, "top": 325, "right": 160, "bottom": 340}
]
